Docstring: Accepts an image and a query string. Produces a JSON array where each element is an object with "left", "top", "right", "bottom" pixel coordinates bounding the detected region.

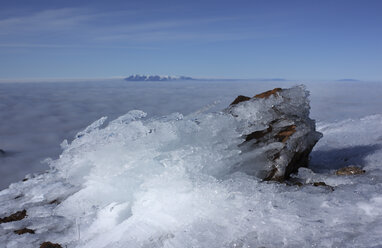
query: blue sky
[{"left": 0, "top": 0, "right": 381, "bottom": 80}]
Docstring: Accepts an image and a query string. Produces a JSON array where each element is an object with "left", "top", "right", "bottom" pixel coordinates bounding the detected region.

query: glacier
[{"left": 1, "top": 82, "right": 382, "bottom": 247}]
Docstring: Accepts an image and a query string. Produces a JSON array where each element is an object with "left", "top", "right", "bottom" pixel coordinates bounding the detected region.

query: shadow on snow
[{"left": 309, "top": 144, "right": 382, "bottom": 172}]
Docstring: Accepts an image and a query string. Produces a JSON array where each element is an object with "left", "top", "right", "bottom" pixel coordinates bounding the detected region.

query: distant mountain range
[
  {"left": 125, "top": 75, "right": 194, "bottom": 81},
  {"left": 336, "top": 78, "right": 360, "bottom": 82}
]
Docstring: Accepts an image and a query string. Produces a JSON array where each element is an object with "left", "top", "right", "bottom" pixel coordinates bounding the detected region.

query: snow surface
[{"left": 1, "top": 79, "right": 382, "bottom": 247}]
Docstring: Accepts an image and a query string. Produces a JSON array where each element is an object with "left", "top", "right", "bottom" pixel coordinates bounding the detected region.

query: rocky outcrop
[
  {"left": 14, "top": 228, "right": 35, "bottom": 235},
  {"left": 336, "top": 166, "right": 365, "bottom": 175},
  {"left": 0, "top": 149, "right": 5, "bottom": 157},
  {"left": 0, "top": 209, "right": 27, "bottom": 224},
  {"left": 40, "top": 242, "right": 62, "bottom": 248},
  {"left": 227, "top": 86, "right": 322, "bottom": 181}
]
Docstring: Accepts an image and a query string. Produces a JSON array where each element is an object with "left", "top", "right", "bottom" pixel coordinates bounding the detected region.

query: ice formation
[
  {"left": 1, "top": 85, "right": 382, "bottom": 247},
  {"left": 227, "top": 87, "right": 322, "bottom": 180}
]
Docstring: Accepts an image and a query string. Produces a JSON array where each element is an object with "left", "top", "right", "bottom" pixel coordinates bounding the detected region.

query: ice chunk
[{"left": 227, "top": 85, "right": 322, "bottom": 180}]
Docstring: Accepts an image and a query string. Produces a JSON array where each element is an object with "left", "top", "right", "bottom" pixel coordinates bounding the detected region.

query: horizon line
[{"left": 0, "top": 76, "right": 376, "bottom": 83}]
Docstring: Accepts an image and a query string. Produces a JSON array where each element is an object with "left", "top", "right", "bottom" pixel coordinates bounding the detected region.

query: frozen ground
[{"left": 0, "top": 79, "right": 382, "bottom": 247}]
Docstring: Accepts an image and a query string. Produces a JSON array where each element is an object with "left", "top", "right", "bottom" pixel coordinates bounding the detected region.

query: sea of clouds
[{"left": 1, "top": 79, "right": 381, "bottom": 189}]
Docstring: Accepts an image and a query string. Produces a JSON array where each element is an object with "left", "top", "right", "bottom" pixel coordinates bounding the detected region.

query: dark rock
[
  {"left": 0, "top": 209, "right": 27, "bottom": 224},
  {"left": 275, "top": 125, "right": 296, "bottom": 143},
  {"left": 313, "top": 182, "right": 327, "bottom": 187},
  {"left": 336, "top": 166, "right": 365, "bottom": 176},
  {"left": 293, "top": 181, "right": 303, "bottom": 187},
  {"left": 253, "top": 88, "right": 282, "bottom": 99},
  {"left": 230, "top": 95, "right": 251, "bottom": 106},
  {"left": 0, "top": 149, "right": 5, "bottom": 156},
  {"left": 245, "top": 126, "right": 273, "bottom": 142},
  {"left": 14, "top": 228, "right": 35, "bottom": 235},
  {"left": 14, "top": 195, "right": 23, "bottom": 199},
  {"left": 227, "top": 86, "right": 322, "bottom": 181},
  {"left": 40, "top": 242, "right": 63, "bottom": 248},
  {"left": 49, "top": 199, "right": 61, "bottom": 205},
  {"left": 313, "top": 182, "right": 334, "bottom": 191}
]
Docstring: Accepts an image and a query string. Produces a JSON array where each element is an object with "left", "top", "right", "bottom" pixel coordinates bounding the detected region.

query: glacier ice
[{"left": 0, "top": 85, "right": 382, "bottom": 247}]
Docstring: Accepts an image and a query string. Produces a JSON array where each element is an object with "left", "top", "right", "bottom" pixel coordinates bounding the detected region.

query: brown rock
[
  {"left": 313, "top": 182, "right": 334, "bottom": 191},
  {"left": 0, "top": 209, "right": 27, "bottom": 224},
  {"left": 40, "top": 242, "right": 63, "bottom": 248},
  {"left": 14, "top": 228, "right": 35, "bottom": 235},
  {"left": 313, "top": 182, "right": 327, "bottom": 187},
  {"left": 245, "top": 126, "right": 273, "bottom": 142},
  {"left": 254, "top": 88, "right": 282, "bottom": 99},
  {"left": 275, "top": 125, "right": 296, "bottom": 143},
  {"left": 336, "top": 166, "right": 365, "bottom": 176},
  {"left": 230, "top": 95, "right": 251, "bottom": 106}
]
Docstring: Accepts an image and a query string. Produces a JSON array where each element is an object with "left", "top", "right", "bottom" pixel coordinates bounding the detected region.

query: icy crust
[{"left": 1, "top": 87, "right": 382, "bottom": 247}]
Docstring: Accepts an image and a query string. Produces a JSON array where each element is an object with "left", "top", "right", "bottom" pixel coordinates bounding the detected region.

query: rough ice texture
[
  {"left": 227, "top": 86, "right": 322, "bottom": 180},
  {"left": 1, "top": 85, "right": 382, "bottom": 247}
]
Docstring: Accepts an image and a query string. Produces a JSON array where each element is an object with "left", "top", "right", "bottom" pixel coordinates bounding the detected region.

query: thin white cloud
[
  {"left": 0, "top": 43, "right": 158, "bottom": 50},
  {"left": 98, "top": 30, "right": 251, "bottom": 43},
  {"left": 94, "top": 17, "right": 243, "bottom": 42},
  {"left": 0, "top": 7, "right": 265, "bottom": 47},
  {"left": 0, "top": 43, "right": 79, "bottom": 48},
  {"left": 0, "top": 8, "right": 235, "bottom": 34},
  {"left": 0, "top": 8, "right": 96, "bottom": 35},
  {"left": 103, "top": 16, "right": 238, "bottom": 33}
]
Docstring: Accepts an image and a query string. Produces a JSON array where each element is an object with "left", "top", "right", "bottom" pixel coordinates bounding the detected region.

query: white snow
[{"left": 1, "top": 79, "right": 382, "bottom": 247}]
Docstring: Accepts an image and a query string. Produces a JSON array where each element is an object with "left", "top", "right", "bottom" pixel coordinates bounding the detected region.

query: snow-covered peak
[{"left": 124, "top": 74, "right": 193, "bottom": 81}]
